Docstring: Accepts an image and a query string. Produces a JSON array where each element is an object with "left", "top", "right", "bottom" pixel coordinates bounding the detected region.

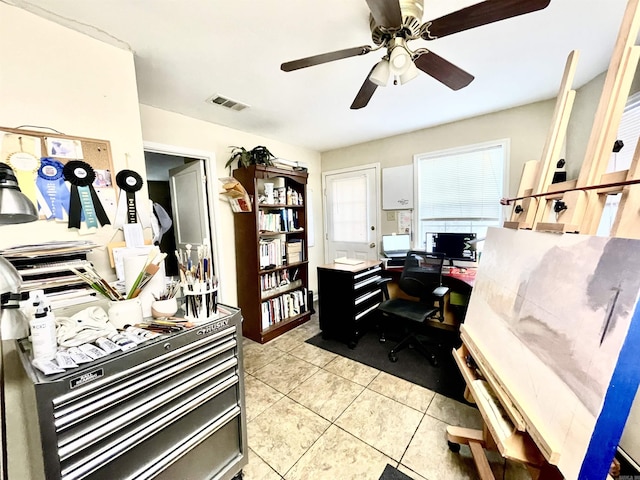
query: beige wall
[
  {"left": 322, "top": 100, "right": 556, "bottom": 235},
  {"left": 0, "top": 3, "right": 145, "bottom": 277},
  {"left": 139, "top": 105, "right": 322, "bottom": 305},
  {"left": 0, "top": 3, "right": 323, "bottom": 306}
]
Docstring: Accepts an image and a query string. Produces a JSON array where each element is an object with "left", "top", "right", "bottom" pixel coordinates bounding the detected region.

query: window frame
[{"left": 412, "top": 138, "right": 510, "bottom": 252}]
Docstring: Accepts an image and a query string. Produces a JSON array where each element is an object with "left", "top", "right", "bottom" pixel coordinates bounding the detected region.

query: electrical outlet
[{"left": 386, "top": 211, "right": 396, "bottom": 221}]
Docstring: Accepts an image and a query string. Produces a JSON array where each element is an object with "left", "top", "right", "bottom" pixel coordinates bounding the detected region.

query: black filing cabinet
[{"left": 317, "top": 260, "right": 383, "bottom": 348}]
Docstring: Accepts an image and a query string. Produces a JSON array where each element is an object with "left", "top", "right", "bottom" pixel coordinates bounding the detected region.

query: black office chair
[{"left": 377, "top": 251, "right": 449, "bottom": 366}]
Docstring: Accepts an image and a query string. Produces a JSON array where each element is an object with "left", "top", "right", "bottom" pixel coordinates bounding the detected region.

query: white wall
[
  {"left": 139, "top": 105, "right": 323, "bottom": 305},
  {"left": 0, "top": 3, "right": 145, "bottom": 277}
]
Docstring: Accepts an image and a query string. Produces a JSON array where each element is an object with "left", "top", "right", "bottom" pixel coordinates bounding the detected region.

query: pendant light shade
[
  {"left": 388, "top": 38, "right": 412, "bottom": 76},
  {"left": 369, "top": 60, "right": 390, "bottom": 86},
  {"left": 0, "top": 163, "right": 38, "bottom": 225},
  {"left": 399, "top": 61, "right": 419, "bottom": 85}
]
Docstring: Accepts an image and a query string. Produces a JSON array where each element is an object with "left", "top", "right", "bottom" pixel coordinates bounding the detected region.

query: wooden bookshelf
[{"left": 232, "top": 165, "right": 311, "bottom": 343}]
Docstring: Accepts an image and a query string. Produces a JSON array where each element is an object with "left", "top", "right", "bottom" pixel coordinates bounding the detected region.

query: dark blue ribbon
[{"left": 36, "top": 158, "right": 70, "bottom": 220}]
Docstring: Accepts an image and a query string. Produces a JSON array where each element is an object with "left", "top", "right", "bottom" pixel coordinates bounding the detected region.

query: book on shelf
[
  {"left": 260, "top": 287, "right": 308, "bottom": 329},
  {"left": 286, "top": 239, "right": 303, "bottom": 264}
]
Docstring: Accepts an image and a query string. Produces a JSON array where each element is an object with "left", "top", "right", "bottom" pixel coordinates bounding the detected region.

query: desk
[{"left": 383, "top": 266, "right": 476, "bottom": 330}]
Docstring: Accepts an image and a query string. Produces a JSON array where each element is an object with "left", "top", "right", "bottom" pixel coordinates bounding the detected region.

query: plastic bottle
[{"left": 30, "top": 296, "right": 58, "bottom": 361}]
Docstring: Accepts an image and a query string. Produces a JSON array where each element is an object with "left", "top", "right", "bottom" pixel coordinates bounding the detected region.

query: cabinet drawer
[{"left": 354, "top": 274, "right": 382, "bottom": 291}]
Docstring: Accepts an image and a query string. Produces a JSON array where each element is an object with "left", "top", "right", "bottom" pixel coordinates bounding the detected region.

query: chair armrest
[
  {"left": 432, "top": 286, "right": 450, "bottom": 298},
  {"left": 376, "top": 277, "right": 392, "bottom": 300}
]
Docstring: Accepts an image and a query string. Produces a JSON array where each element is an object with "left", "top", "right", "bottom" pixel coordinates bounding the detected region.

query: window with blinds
[
  {"left": 597, "top": 92, "right": 640, "bottom": 235},
  {"left": 415, "top": 139, "right": 508, "bottom": 249}
]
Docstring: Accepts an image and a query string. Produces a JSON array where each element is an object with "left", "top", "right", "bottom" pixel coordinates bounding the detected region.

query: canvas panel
[{"left": 463, "top": 227, "right": 640, "bottom": 479}]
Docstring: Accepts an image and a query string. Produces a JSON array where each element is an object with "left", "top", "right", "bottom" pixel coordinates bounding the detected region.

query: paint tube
[
  {"left": 78, "top": 343, "right": 108, "bottom": 360},
  {"left": 32, "top": 358, "right": 65, "bottom": 375},
  {"left": 95, "top": 337, "right": 122, "bottom": 354},
  {"left": 125, "top": 326, "right": 162, "bottom": 340},
  {"left": 67, "top": 347, "right": 93, "bottom": 364},
  {"left": 105, "top": 333, "right": 137, "bottom": 351},
  {"left": 54, "top": 351, "right": 78, "bottom": 369}
]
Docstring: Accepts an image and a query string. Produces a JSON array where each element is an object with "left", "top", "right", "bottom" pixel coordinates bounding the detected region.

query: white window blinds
[
  {"left": 415, "top": 140, "right": 507, "bottom": 248},
  {"left": 418, "top": 144, "right": 504, "bottom": 220},
  {"left": 607, "top": 92, "right": 640, "bottom": 172}
]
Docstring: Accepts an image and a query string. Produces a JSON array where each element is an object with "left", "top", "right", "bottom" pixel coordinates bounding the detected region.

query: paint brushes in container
[
  {"left": 70, "top": 264, "right": 124, "bottom": 301},
  {"left": 127, "top": 250, "right": 167, "bottom": 299}
]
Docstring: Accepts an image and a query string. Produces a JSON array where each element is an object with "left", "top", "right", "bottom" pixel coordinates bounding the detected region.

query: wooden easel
[
  {"left": 452, "top": 1, "right": 640, "bottom": 478},
  {"left": 504, "top": 0, "right": 640, "bottom": 236}
]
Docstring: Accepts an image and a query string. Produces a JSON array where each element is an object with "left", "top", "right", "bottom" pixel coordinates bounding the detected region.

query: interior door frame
[
  {"left": 321, "top": 163, "right": 381, "bottom": 263},
  {"left": 143, "top": 141, "right": 227, "bottom": 302}
]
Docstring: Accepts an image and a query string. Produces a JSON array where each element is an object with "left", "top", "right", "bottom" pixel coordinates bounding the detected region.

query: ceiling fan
[{"left": 281, "top": 0, "right": 551, "bottom": 109}]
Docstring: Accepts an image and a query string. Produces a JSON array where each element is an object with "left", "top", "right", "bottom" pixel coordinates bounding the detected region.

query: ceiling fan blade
[
  {"left": 414, "top": 51, "right": 474, "bottom": 91},
  {"left": 351, "top": 67, "right": 379, "bottom": 110},
  {"left": 365, "top": 0, "right": 403, "bottom": 28},
  {"left": 423, "top": 0, "right": 550, "bottom": 40},
  {"left": 281, "top": 45, "right": 372, "bottom": 72}
]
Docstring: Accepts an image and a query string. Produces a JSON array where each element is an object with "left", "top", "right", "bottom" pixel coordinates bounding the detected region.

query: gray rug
[{"left": 379, "top": 464, "right": 414, "bottom": 480}]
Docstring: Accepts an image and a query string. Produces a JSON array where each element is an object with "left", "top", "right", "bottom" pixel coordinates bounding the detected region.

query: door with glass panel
[{"left": 323, "top": 165, "right": 379, "bottom": 262}]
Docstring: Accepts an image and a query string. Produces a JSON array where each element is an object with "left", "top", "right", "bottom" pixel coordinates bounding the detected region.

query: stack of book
[{"left": 286, "top": 239, "right": 303, "bottom": 264}]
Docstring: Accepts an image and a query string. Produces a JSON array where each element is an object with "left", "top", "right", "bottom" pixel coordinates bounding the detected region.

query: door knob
[{"left": 370, "top": 243, "right": 375, "bottom": 248}]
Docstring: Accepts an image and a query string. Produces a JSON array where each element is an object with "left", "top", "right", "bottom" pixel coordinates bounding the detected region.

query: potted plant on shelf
[{"left": 225, "top": 145, "right": 276, "bottom": 173}]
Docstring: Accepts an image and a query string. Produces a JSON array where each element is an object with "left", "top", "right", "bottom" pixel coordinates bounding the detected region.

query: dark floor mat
[{"left": 306, "top": 328, "right": 468, "bottom": 404}]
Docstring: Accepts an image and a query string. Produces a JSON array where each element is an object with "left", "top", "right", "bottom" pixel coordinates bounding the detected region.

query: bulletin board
[
  {"left": 0, "top": 126, "right": 115, "bottom": 182},
  {"left": 0, "top": 126, "right": 118, "bottom": 222},
  {"left": 382, "top": 164, "right": 413, "bottom": 210}
]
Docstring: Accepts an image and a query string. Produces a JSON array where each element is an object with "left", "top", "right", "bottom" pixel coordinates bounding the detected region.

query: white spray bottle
[{"left": 29, "top": 291, "right": 57, "bottom": 360}]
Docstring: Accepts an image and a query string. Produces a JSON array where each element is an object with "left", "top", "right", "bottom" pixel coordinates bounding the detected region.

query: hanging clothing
[{"left": 151, "top": 201, "right": 173, "bottom": 245}]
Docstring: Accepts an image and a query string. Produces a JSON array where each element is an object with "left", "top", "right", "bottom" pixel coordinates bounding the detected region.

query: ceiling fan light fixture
[
  {"left": 388, "top": 38, "right": 412, "bottom": 76},
  {"left": 369, "top": 59, "right": 390, "bottom": 86},
  {"left": 399, "top": 60, "right": 419, "bottom": 85}
]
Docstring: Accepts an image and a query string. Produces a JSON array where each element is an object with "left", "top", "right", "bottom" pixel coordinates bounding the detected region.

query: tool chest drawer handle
[
  {"left": 57, "top": 358, "right": 238, "bottom": 454},
  {"left": 60, "top": 377, "right": 239, "bottom": 479},
  {"left": 54, "top": 338, "right": 236, "bottom": 423}
]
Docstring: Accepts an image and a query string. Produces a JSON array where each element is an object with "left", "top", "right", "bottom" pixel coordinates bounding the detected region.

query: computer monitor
[
  {"left": 381, "top": 234, "right": 411, "bottom": 258},
  {"left": 427, "top": 232, "right": 477, "bottom": 263}
]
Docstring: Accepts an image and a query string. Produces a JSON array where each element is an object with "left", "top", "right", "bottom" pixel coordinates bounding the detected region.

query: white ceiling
[{"left": 8, "top": 0, "right": 634, "bottom": 152}]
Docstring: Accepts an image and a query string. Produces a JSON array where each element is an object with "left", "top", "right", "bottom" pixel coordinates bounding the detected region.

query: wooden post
[
  {"left": 537, "top": 0, "right": 640, "bottom": 233},
  {"left": 611, "top": 135, "right": 640, "bottom": 237},
  {"left": 505, "top": 51, "right": 579, "bottom": 230}
]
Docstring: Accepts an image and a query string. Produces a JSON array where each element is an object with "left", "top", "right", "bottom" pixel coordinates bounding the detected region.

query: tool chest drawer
[{"left": 15, "top": 305, "right": 248, "bottom": 480}]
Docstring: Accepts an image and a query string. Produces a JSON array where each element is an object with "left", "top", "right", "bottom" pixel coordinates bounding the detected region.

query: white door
[
  {"left": 323, "top": 165, "right": 380, "bottom": 262},
  {"left": 169, "top": 161, "right": 211, "bottom": 251}
]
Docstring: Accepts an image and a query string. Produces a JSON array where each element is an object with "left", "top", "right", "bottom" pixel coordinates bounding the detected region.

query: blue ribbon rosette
[{"left": 36, "top": 158, "right": 71, "bottom": 220}]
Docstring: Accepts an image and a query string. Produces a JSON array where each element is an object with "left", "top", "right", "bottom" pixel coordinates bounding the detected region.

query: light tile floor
[{"left": 241, "top": 315, "right": 532, "bottom": 480}]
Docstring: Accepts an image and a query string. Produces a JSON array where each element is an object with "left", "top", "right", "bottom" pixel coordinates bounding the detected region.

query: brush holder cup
[{"left": 181, "top": 282, "right": 218, "bottom": 323}]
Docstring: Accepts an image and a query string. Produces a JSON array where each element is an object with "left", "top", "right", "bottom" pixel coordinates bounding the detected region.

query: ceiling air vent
[{"left": 206, "top": 94, "right": 250, "bottom": 112}]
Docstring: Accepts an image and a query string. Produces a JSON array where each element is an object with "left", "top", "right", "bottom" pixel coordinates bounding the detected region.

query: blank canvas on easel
[{"left": 463, "top": 227, "right": 640, "bottom": 479}]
